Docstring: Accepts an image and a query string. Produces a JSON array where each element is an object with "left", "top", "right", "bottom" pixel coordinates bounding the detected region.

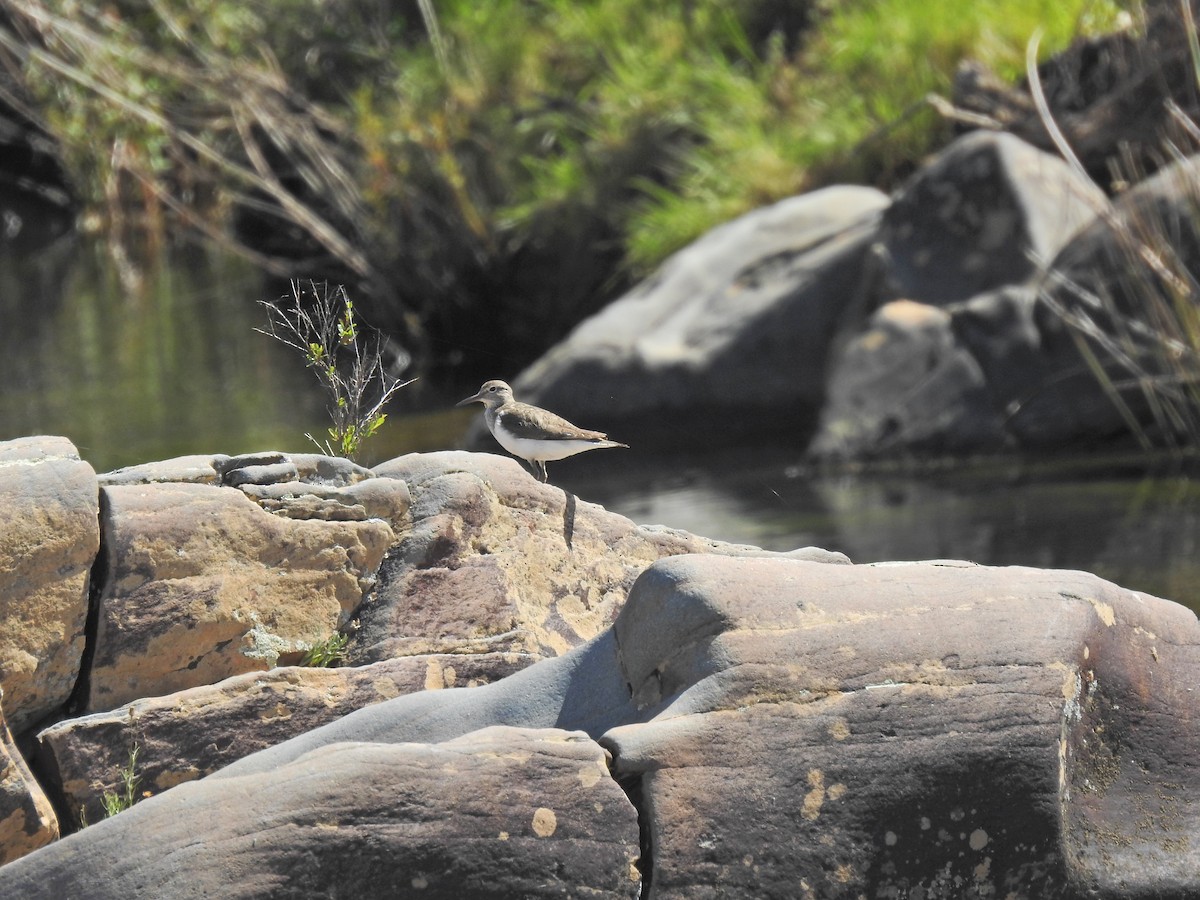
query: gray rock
[
  {"left": 98, "top": 455, "right": 222, "bottom": 486},
  {"left": 810, "top": 299, "right": 1010, "bottom": 458},
  {"left": 3, "top": 727, "right": 641, "bottom": 900},
  {"left": 101, "top": 451, "right": 373, "bottom": 489},
  {"left": 495, "top": 186, "right": 889, "bottom": 445},
  {"left": 0, "top": 436, "right": 98, "bottom": 733},
  {"left": 878, "top": 129, "right": 1107, "bottom": 305},
  {"left": 222, "top": 461, "right": 299, "bottom": 487},
  {"left": 1024, "top": 152, "right": 1200, "bottom": 445},
  {"left": 286, "top": 453, "right": 374, "bottom": 485}
]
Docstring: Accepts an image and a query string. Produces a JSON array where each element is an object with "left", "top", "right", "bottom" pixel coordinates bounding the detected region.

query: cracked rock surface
[
  {"left": 1, "top": 439, "right": 1198, "bottom": 898},
  {"left": 87, "top": 480, "right": 395, "bottom": 710}
]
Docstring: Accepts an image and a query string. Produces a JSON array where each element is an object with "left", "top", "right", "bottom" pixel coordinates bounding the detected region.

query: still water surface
[{"left": 4, "top": 240, "right": 1199, "bottom": 613}]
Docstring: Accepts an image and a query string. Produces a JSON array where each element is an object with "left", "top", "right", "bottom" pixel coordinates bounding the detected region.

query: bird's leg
[{"left": 535, "top": 460, "right": 548, "bottom": 482}]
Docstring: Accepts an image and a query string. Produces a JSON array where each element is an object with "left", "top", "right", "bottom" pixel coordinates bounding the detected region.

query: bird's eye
[{"left": 489, "top": 386, "right": 497, "bottom": 392}]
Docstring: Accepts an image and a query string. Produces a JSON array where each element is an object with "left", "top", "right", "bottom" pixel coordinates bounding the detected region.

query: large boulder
[
  {"left": 38, "top": 651, "right": 535, "bottom": 825},
  {"left": 0, "top": 436, "right": 98, "bottom": 733},
  {"left": 877, "top": 129, "right": 1106, "bottom": 306},
  {"left": 86, "top": 481, "right": 395, "bottom": 712},
  {"left": 181, "top": 555, "right": 1200, "bottom": 899},
  {"left": 497, "top": 186, "right": 889, "bottom": 445},
  {"left": 0, "top": 727, "right": 641, "bottom": 899},
  {"left": 1020, "top": 152, "right": 1200, "bottom": 446},
  {"left": 601, "top": 556, "right": 1200, "bottom": 899},
  {"left": 357, "top": 451, "right": 843, "bottom": 662},
  {"left": 846, "top": 149, "right": 1200, "bottom": 456},
  {"left": 0, "top": 690, "right": 57, "bottom": 865}
]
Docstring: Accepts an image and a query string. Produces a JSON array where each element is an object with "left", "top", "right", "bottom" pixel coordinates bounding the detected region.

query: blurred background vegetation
[{"left": 1, "top": 0, "right": 1135, "bottom": 385}]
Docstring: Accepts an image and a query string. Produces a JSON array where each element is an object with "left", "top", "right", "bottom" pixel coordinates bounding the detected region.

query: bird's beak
[{"left": 456, "top": 390, "right": 484, "bottom": 407}]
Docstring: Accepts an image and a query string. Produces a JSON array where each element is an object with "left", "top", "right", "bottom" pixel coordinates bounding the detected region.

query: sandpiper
[{"left": 457, "top": 380, "right": 628, "bottom": 482}]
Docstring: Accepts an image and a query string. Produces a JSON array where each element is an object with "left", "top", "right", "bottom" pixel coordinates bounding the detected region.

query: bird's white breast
[{"left": 492, "top": 415, "right": 609, "bottom": 461}]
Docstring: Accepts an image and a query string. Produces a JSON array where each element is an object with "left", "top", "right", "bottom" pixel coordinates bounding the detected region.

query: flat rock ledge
[{"left": 0, "top": 435, "right": 1197, "bottom": 897}]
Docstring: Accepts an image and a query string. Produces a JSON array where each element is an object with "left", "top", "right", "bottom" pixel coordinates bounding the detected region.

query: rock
[
  {"left": 359, "top": 451, "right": 843, "bottom": 662},
  {"left": 0, "top": 436, "right": 99, "bottom": 733},
  {"left": 930, "top": 152, "right": 1200, "bottom": 452},
  {"left": 98, "top": 451, "right": 373, "bottom": 489},
  {"left": 495, "top": 186, "right": 889, "bottom": 446},
  {"left": 221, "top": 461, "right": 298, "bottom": 487},
  {"left": 285, "top": 453, "right": 374, "bottom": 486},
  {"left": 809, "top": 299, "right": 1010, "bottom": 459},
  {"left": 85, "top": 482, "right": 394, "bottom": 712},
  {"left": 98, "top": 455, "right": 222, "bottom": 486},
  {"left": 1, "top": 727, "right": 641, "bottom": 900},
  {"left": 239, "top": 477, "right": 410, "bottom": 528},
  {"left": 0, "top": 690, "right": 57, "bottom": 865},
  {"left": 38, "top": 652, "right": 534, "bottom": 825},
  {"left": 1023, "top": 152, "right": 1200, "bottom": 445},
  {"left": 878, "top": 129, "right": 1106, "bottom": 306},
  {"left": 949, "top": 284, "right": 1124, "bottom": 448},
  {"left": 202, "top": 555, "right": 1200, "bottom": 899},
  {"left": 213, "top": 450, "right": 288, "bottom": 478}
]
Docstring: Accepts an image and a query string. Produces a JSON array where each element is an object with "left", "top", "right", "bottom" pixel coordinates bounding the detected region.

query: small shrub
[
  {"left": 101, "top": 744, "right": 143, "bottom": 818},
  {"left": 257, "top": 280, "right": 413, "bottom": 462}
]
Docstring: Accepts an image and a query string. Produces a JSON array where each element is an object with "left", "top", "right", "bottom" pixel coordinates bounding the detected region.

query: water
[
  {"left": 4, "top": 239, "right": 1199, "bottom": 615},
  {"left": 557, "top": 449, "right": 1200, "bottom": 614}
]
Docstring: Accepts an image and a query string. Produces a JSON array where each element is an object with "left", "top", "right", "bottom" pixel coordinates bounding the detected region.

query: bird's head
[{"left": 457, "top": 380, "right": 515, "bottom": 410}]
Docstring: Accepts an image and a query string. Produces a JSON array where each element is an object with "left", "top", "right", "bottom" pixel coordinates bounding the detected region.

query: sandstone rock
[
  {"left": 284, "top": 453, "right": 374, "bottom": 485},
  {"left": 1, "top": 727, "right": 641, "bottom": 900},
  {"left": 809, "top": 299, "right": 1009, "bottom": 459},
  {"left": 0, "top": 436, "right": 99, "bottom": 733},
  {"left": 359, "top": 451, "right": 843, "bottom": 662},
  {"left": 239, "top": 477, "right": 410, "bottom": 528},
  {"left": 99, "top": 451, "right": 373, "bottom": 489},
  {"left": 39, "top": 652, "right": 535, "bottom": 825},
  {"left": 86, "top": 482, "right": 393, "bottom": 711},
  {"left": 0, "top": 690, "right": 57, "bottom": 866},
  {"left": 605, "top": 557, "right": 1200, "bottom": 899},
  {"left": 205, "top": 555, "right": 1200, "bottom": 899},
  {"left": 491, "top": 186, "right": 889, "bottom": 446},
  {"left": 878, "top": 129, "right": 1106, "bottom": 306},
  {"left": 221, "top": 461, "right": 298, "bottom": 487},
  {"left": 98, "top": 454, "right": 222, "bottom": 486}
]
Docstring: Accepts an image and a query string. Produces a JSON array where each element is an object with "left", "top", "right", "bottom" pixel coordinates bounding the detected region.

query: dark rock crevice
[
  {"left": 610, "top": 768, "right": 653, "bottom": 900},
  {"left": 63, "top": 489, "right": 109, "bottom": 722}
]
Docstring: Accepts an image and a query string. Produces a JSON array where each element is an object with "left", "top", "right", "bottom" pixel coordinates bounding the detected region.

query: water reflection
[
  {"left": 0, "top": 238, "right": 335, "bottom": 472},
  {"left": 559, "top": 450, "right": 1200, "bottom": 614}
]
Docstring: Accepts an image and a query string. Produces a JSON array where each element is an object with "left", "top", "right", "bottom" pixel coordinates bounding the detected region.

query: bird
[{"left": 457, "top": 380, "right": 628, "bottom": 482}]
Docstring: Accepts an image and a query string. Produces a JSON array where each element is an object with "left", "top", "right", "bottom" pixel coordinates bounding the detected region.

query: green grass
[
  {"left": 5, "top": 0, "right": 1133, "bottom": 358},
  {"left": 299, "top": 632, "right": 349, "bottom": 668},
  {"left": 100, "top": 744, "right": 143, "bottom": 819}
]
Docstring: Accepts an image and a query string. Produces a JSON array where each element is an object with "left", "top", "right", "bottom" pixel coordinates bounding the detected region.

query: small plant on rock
[
  {"left": 257, "top": 281, "right": 413, "bottom": 462},
  {"left": 300, "top": 632, "right": 349, "bottom": 668},
  {"left": 101, "top": 743, "right": 143, "bottom": 819}
]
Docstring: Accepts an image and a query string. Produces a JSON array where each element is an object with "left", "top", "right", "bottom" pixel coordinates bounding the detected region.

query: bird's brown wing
[{"left": 501, "top": 404, "right": 609, "bottom": 441}]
